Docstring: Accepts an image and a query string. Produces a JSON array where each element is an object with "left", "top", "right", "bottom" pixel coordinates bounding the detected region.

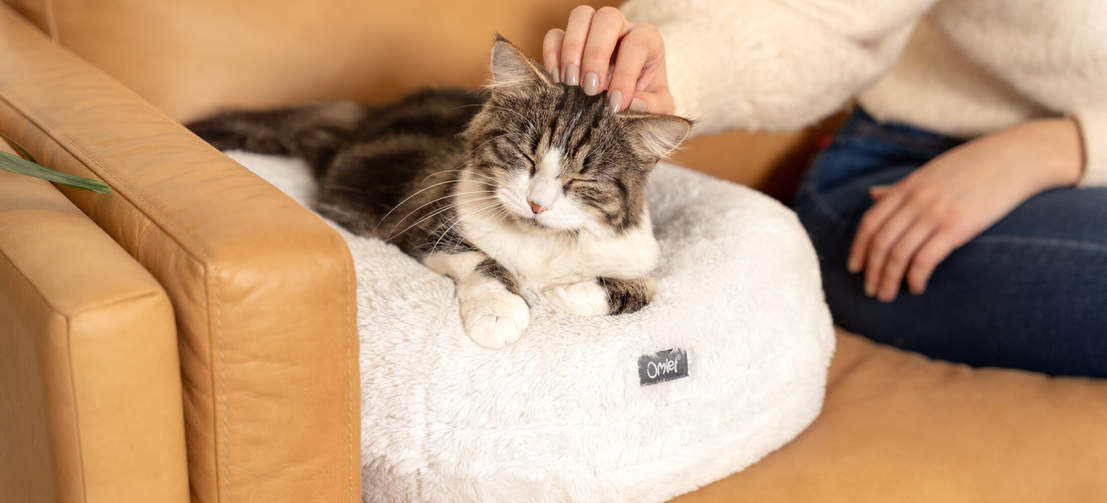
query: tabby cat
[{"left": 187, "top": 37, "right": 691, "bottom": 348}]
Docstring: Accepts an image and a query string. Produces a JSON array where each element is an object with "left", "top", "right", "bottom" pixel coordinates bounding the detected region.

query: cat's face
[{"left": 462, "top": 37, "right": 691, "bottom": 234}]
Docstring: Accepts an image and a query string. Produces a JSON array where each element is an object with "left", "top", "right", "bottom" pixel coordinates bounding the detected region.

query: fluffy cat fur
[{"left": 187, "top": 36, "right": 691, "bottom": 348}]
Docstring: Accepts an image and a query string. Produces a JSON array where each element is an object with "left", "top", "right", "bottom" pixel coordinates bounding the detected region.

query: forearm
[
  {"left": 621, "top": 0, "right": 936, "bottom": 134},
  {"left": 1015, "top": 118, "right": 1085, "bottom": 190}
]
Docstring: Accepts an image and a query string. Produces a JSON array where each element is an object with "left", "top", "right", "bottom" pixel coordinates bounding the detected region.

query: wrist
[{"left": 1035, "top": 118, "right": 1084, "bottom": 188}]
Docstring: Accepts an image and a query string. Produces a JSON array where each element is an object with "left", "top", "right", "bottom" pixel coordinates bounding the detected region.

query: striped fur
[
  {"left": 187, "top": 37, "right": 691, "bottom": 346},
  {"left": 599, "top": 277, "right": 656, "bottom": 315}
]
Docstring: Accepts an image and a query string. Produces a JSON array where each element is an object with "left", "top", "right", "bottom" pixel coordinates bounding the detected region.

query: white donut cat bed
[{"left": 228, "top": 150, "right": 835, "bottom": 503}]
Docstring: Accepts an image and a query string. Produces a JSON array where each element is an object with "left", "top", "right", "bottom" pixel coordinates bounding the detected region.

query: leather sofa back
[
  {"left": 3, "top": 0, "right": 837, "bottom": 197},
  {"left": 0, "top": 6, "right": 361, "bottom": 502}
]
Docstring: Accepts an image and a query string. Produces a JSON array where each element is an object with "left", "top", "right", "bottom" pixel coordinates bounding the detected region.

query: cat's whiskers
[
  {"left": 430, "top": 200, "right": 507, "bottom": 254},
  {"left": 426, "top": 206, "right": 487, "bottom": 253},
  {"left": 447, "top": 202, "right": 511, "bottom": 254},
  {"left": 423, "top": 168, "right": 498, "bottom": 186},
  {"left": 373, "top": 178, "right": 484, "bottom": 232},
  {"left": 429, "top": 201, "right": 499, "bottom": 253},
  {"left": 385, "top": 190, "right": 494, "bottom": 229},
  {"left": 386, "top": 195, "right": 499, "bottom": 242},
  {"left": 377, "top": 164, "right": 502, "bottom": 232}
]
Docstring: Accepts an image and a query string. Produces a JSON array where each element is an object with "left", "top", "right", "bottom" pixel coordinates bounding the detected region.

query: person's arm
[
  {"left": 542, "top": 1, "right": 937, "bottom": 134},
  {"left": 625, "top": 0, "right": 946, "bottom": 133},
  {"left": 849, "top": 118, "right": 1087, "bottom": 302}
]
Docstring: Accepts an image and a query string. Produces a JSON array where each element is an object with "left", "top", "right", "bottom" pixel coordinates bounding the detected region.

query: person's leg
[{"left": 795, "top": 110, "right": 1107, "bottom": 377}]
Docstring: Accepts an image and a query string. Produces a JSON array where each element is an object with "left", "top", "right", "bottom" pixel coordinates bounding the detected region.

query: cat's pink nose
[{"left": 528, "top": 200, "right": 549, "bottom": 214}]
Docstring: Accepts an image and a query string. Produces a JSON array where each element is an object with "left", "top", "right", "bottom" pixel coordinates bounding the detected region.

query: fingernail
[
  {"left": 629, "top": 98, "right": 647, "bottom": 112},
  {"left": 548, "top": 66, "right": 560, "bottom": 84},
  {"left": 608, "top": 90, "right": 623, "bottom": 113},
  {"left": 564, "top": 64, "right": 580, "bottom": 86},
  {"left": 582, "top": 72, "right": 599, "bottom": 95},
  {"left": 864, "top": 282, "right": 875, "bottom": 297},
  {"left": 847, "top": 259, "right": 858, "bottom": 273}
]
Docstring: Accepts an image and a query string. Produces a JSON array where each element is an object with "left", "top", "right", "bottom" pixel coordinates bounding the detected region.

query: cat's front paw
[
  {"left": 543, "top": 280, "right": 609, "bottom": 316},
  {"left": 461, "top": 291, "right": 530, "bottom": 349}
]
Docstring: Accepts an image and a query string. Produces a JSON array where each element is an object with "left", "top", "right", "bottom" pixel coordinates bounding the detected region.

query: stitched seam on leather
[
  {"left": 0, "top": 94, "right": 225, "bottom": 499},
  {"left": 216, "top": 264, "right": 230, "bottom": 502},
  {"left": 44, "top": 0, "right": 58, "bottom": 40},
  {"left": 342, "top": 237, "right": 354, "bottom": 502},
  {"left": 64, "top": 316, "right": 89, "bottom": 503},
  {"left": 0, "top": 95, "right": 210, "bottom": 265},
  {"left": 0, "top": 249, "right": 89, "bottom": 502}
]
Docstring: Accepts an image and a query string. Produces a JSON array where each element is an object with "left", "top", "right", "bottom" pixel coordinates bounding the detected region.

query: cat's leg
[
  {"left": 544, "top": 277, "right": 655, "bottom": 316},
  {"left": 424, "top": 251, "right": 529, "bottom": 349}
]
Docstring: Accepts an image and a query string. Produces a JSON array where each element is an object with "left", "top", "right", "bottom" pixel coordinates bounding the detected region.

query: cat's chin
[
  {"left": 494, "top": 208, "right": 591, "bottom": 235},
  {"left": 506, "top": 213, "right": 578, "bottom": 234}
]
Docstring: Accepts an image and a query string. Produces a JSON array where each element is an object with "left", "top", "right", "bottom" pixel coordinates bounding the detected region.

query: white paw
[
  {"left": 461, "top": 291, "right": 530, "bottom": 349},
  {"left": 543, "top": 280, "right": 609, "bottom": 316}
]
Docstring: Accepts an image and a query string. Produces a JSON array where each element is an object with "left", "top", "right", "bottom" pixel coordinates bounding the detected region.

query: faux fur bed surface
[{"left": 227, "top": 150, "right": 835, "bottom": 503}]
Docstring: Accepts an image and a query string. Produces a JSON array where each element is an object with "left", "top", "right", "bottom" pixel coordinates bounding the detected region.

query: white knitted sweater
[{"left": 621, "top": 0, "right": 1107, "bottom": 187}]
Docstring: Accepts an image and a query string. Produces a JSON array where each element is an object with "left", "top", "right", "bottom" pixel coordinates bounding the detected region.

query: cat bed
[{"left": 228, "top": 150, "right": 835, "bottom": 503}]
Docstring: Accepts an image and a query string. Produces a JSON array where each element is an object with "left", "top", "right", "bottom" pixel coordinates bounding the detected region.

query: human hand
[
  {"left": 848, "top": 118, "right": 1084, "bottom": 302},
  {"left": 542, "top": 5, "right": 674, "bottom": 114}
]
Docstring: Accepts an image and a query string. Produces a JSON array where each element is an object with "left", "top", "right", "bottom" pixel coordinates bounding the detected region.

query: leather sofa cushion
[
  {"left": 0, "top": 142, "right": 187, "bottom": 502},
  {"left": 0, "top": 6, "right": 361, "bottom": 502},
  {"left": 672, "top": 330, "right": 1107, "bottom": 502}
]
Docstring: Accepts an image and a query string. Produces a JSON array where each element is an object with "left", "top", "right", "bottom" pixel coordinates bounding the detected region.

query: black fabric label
[{"left": 638, "top": 348, "right": 689, "bottom": 386}]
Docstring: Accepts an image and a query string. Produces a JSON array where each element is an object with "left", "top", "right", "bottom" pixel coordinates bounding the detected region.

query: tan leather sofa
[{"left": 1, "top": 2, "right": 1105, "bottom": 502}]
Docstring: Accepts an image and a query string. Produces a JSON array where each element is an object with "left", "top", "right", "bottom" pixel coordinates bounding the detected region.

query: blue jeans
[{"left": 793, "top": 108, "right": 1107, "bottom": 377}]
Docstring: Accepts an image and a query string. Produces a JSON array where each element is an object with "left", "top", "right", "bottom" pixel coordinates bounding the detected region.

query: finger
[
  {"left": 848, "top": 190, "right": 906, "bottom": 273},
  {"left": 865, "top": 201, "right": 922, "bottom": 299},
  {"left": 542, "top": 29, "right": 565, "bottom": 83},
  {"left": 876, "top": 216, "right": 938, "bottom": 302},
  {"left": 870, "top": 185, "right": 891, "bottom": 199},
  {"left": 580, "top": 6, "right": 629, "bottom": 95},
  {"left": 608, "top": 24, "right": 660, "bottom": 112},
  {"left": 907, "top": 220, "right": 971, "bottom": 295},
  {"left": 560, "top": 5, "right": 596, "bottom": 86}
]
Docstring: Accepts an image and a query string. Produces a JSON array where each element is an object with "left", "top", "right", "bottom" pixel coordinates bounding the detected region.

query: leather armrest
[
  {"left": 0, "top": 144, "right": 187, "bottom": 501},
  {"left": 0, "top": 6, "right": 360, "bottom": 503}
]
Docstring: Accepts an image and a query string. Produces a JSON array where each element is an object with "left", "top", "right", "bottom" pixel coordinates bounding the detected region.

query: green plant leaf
[
  {"left": 0, "top": 151, "right": 111, "bottom": 193},
  {"left": 0, "top": 132, "right": 37, "bottom": 164}
]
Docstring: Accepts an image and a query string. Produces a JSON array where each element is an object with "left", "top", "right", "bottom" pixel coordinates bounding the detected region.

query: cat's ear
[
  {"left": 489, "top": 34, "right": 553, "bottom": 89},
  {"left": 619, "top": 114, "right": 693, "bottom": 162}
]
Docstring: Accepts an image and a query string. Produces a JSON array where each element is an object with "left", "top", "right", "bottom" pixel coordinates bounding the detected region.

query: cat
[{"left": 186, "top": 36, "right": 691, "bottom": 348}]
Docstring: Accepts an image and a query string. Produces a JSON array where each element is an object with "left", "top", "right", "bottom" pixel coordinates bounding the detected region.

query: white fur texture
[
  {"left": 497, "top": 148, "right": 593, "bottom": 231},
  {"left": 228, "top": 150, "right": 835, "bottom": 503},
  {"left": 461, "top": 171, "right": 659, "bottom": 290},
  {"left": 542, "top": 280, "right": 609, "bottom": 316},
  {"left": 425, "top": 251, "right": 530, "bottom": 349}
]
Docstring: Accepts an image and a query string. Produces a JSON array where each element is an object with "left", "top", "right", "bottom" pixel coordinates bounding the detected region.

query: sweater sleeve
[
  {"left": 1073, "top": 108, "right": 1107, "bottom": 187},
  {"left": 620, "top": 0, "right": 939, "bottom": 135}
]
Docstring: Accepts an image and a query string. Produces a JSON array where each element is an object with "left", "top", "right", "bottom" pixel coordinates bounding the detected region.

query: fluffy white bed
[{"left": 228, "top": 150, "right": 835, "bottom": 503}]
